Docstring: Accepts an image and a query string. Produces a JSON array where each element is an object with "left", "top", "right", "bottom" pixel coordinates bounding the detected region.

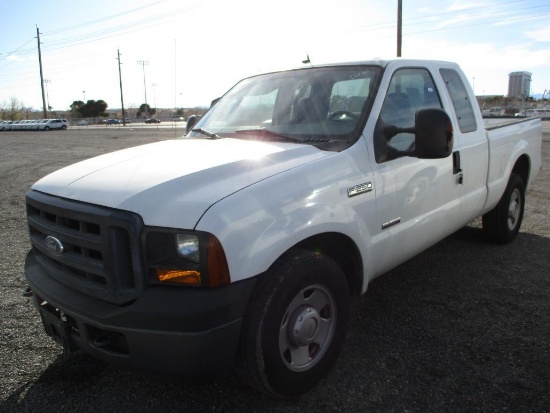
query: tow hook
[{"left": 22, "top": 286, "right": 33, "bottom": 298}]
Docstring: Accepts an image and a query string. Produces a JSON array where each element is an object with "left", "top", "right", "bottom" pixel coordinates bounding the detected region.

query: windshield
[{"left": 188, "top": 65, "right": 382, "bottom": 151}]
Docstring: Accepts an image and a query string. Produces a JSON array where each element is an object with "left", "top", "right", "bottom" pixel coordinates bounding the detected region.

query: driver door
[{"left": 369, "top": 67, "right": 461, "bottom": 276}]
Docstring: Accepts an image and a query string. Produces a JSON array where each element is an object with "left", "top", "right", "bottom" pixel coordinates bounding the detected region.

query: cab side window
[{"left": 374, "top": 68, "right": 442, "bottom": 163}]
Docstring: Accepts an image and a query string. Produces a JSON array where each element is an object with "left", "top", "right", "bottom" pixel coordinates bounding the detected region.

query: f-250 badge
[{"left": 347, "top": 182, "right": 373, "bottom": 197}]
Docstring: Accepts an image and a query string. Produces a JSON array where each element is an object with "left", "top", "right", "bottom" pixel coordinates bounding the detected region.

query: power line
[
  {"left": 44, "top": 0, "right": 170, "bottom": 35},
  {"left": 404, "top": 11, "right": 550, "bottom": 37},
  {"left": 342, "top": 2, "right": 550, "bottom": 34},
  {"left": 41, "top": 5, "right": 199, "bottom": 51},
  {"left": 0, "top": 4, "right": 198, "bottom": 58}
]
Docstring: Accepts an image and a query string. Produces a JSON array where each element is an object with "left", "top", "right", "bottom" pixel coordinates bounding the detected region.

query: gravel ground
[{"left": 1, "top": 125, "right": 549, "bottom": 413}]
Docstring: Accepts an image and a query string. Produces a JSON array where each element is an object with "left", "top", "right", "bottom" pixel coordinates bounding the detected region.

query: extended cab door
[
  {"left": 367, "top": 65, "right": 462, "bottom": 277},
  {"left": 438, "top": 66, "right": 488, "bottom": 222}
]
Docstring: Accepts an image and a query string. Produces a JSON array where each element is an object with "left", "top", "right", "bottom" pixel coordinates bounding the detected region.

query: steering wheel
[{"left": 328, "top": 111, "right": 358, "bottom": 120}]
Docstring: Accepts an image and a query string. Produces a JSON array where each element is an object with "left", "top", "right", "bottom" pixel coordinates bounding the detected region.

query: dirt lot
[{"left": 1, "top": 125, "right": 549, "bottom": 412}]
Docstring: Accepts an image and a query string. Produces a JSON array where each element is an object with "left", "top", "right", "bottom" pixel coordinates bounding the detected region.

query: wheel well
[
  {"left": 294, "top": 233, "right": 363, "bottom": 296},
  {"left": 512, "top": 155, "right": 530, "bottom": 187}
]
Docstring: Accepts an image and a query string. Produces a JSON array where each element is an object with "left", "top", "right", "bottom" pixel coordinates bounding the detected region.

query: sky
[{"left": 1, "top": 0, "right": 549, "bottom": 113}]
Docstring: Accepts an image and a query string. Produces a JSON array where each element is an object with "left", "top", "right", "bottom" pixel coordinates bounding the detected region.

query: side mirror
[
  {"left": 414, "top": 108, "right": 454, "bottom": 159},
  {"left": 186, "top": 115, "right": 197, "bottom": 134}
]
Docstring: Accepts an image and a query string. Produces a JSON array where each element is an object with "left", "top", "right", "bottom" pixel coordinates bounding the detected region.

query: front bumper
[{"left": 25, "top": 251, "right": 257, "bottom": 377}]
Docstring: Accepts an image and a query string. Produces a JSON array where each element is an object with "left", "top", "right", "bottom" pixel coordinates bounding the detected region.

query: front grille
[{"left": 26, "top": 190, "right": 144, "bottom": 305}]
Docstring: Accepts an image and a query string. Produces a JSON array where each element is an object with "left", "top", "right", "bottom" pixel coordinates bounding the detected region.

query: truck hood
[{"left": 32, "top": 138, "right": 333, "bottom": 228}]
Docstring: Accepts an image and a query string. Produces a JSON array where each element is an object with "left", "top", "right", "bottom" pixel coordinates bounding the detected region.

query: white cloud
[
  {"left": 525, "top": 27, "right": 550, "bottom": 42},
  {"left": 447, "top": 1, "right": 491, "bottom": 12}
]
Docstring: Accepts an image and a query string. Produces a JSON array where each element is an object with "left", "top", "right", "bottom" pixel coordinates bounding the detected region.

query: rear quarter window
[{"left": 440, "top": 68, "right": 478, "bottom": 133}]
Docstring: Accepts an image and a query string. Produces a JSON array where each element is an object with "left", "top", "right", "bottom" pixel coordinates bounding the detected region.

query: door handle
[{"left": 453, "top": 151, "right": 463, "bottom": 184}]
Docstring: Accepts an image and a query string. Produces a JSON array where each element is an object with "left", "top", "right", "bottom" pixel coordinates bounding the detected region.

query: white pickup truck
[{"left": 24, "top": 59, "right": 542, "bottom": 397}]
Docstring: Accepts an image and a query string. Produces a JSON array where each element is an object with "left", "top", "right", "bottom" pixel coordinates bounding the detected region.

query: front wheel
[
  {"left": 238, "top": 250, "right": 350, "bottom": 398},
  {"left": 482, "top": 173, "right": 525, "bottom": 244}
]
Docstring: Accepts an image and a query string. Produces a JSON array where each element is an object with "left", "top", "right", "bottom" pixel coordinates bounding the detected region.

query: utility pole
[
  {"left": 36, "top": 26, "right": 48, "bottom": 118},
  {"left": 117, "top": 49, "right": 127, "bottom": 126},
  {"left": 137, "top": 60, "right": 149, "bottom": 118},
  {"left": 44, "top": 79, "right": 51, "bottom": 115},
  {"left": 397, "top": 0, "right": 402, "bottom": 57}
]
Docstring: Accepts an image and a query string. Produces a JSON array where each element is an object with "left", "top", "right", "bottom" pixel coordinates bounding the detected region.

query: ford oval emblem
[{"left": 45, "top": 236, "right": 64, "bottom": 254}]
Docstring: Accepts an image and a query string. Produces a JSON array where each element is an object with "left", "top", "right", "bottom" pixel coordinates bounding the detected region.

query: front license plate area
[{"left": 38, "top": 304, "right": 78, "bottom": 353}]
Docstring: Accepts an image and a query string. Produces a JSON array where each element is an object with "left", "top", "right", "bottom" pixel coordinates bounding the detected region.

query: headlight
[
  {"left": 145, "top": 229, "right": 230, "bottom": 288},
  {"left": 176, "top": 234, "right": 200, "bottom": 263}
]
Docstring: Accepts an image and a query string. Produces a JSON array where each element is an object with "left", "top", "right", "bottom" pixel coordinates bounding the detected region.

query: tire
[
  {"left": 61, "top": 125, "right": 67, "bottom": 130},
  {"left": 238, "top": 249, "right": 350, "bottom": 398},
  {"left": 44, "top": 126, "right": 50, "bottom": 131},
  {"left": 482, "top": 173, "right": 525, "bottom": 244}
]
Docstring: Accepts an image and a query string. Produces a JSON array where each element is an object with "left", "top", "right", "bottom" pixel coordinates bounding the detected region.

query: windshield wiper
[
  {"left": 192, "top": 128, "right": 222, "bottom": 139},
  {"left": 233, "top": 128, "right": 303, "bottom": 143}
]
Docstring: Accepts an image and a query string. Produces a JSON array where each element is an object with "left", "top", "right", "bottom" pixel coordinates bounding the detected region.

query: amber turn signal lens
[
  {"left": 157, "top": 269, "right": 201, "bottom": 285},
  {"left": 207, "top": 235, "right": 231, "bottom": 287}
]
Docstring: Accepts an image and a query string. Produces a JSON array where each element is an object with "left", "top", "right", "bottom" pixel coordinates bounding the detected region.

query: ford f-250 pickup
[{"left": 24, "top": 59, "right": 542, "bottom": 398}]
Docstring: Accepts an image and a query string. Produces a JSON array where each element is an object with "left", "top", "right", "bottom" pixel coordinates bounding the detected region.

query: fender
[
  {"left": 201, "top": 198, "right": 373, "bottom": 284},
  {"left": 484, "top": 118, "right": 541, "bottom": 213},
  {"left": 196, "top": 146, "right": 377, "bottom": 286}
]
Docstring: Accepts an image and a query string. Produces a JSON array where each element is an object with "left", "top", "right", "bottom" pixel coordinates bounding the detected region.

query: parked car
[
  {"left": 33, "top": 120, "right": 48, "bottom": 130},
  {"left": 37, "top": 119, "right": 68, "bottom": 131},
  {"left": 145, "top": 118, "right": 161, "bottom": 124},
  {"left": 0, "top": 121, "right": 13, "bottom": 131},
  {"left": 25, "top": 120, "right": 37, "bottom": 130},
  {"left": 106, "top": 119, "right": 121, "bottom": 125},
  {"left": 16, "top": 120, "right": 27, "bottom": 130},
  {"left": 10, "top": 120, "right": 23, "bottom": 131},
  {"left": 78, "top": 120, "right": 89, "bottom": 126}
]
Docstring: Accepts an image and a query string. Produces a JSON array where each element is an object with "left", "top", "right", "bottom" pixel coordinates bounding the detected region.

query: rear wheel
[
  {"left": 238, "top": 250, "right": 350, "bottom": 398},
  {"left": 482, "top": 173, "right": 525, "bottom": 244},
  {"left": 44, "top": 126, "right": 50, "bottom": 131}
]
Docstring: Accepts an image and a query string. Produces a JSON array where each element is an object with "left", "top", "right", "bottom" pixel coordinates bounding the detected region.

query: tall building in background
[{"left": 508, "top": 71, "right": 532, "bottom": 99}]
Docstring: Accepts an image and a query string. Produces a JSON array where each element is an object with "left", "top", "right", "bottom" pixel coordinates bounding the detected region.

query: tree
[
  {"left": 73, "top": 99, "right": 109, "bottom": 119},
  {"left": 70, "top": 100, "right": 84, "bottom": 119},
  {"left": 137, "top": 103, "right": 155, "bottom": 118},
  {"left": 126, "top": 103, "right": 138, "bottom": 118},
  {"left": 1, "top": 97, "right": 26, "bottom": 121},
  {"left": 91, "top": 100, "right": 109, "bottom": 118}
]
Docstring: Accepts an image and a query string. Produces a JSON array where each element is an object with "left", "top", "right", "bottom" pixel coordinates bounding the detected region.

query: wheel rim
[
  {"left": 507, "top": 188, "right": 522, "bottom": 231},
  {"left": 278, "top": 284, "right": 336, "bottom": 372}
]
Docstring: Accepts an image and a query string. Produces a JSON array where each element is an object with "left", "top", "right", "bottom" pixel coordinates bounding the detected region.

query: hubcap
[
  {"left": 507, "top": 188, "right": 521, "bottom": 231},
  {"left": 289, "top": 306, "right": 321, "bottom": 346},
  {"left": 279, "top": 284, "right": 336, "bottom": 372}
]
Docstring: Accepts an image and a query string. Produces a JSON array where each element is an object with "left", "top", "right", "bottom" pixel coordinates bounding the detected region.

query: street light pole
[{"left": 397, "top": 0, "right": 402, "bottom": 57}]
